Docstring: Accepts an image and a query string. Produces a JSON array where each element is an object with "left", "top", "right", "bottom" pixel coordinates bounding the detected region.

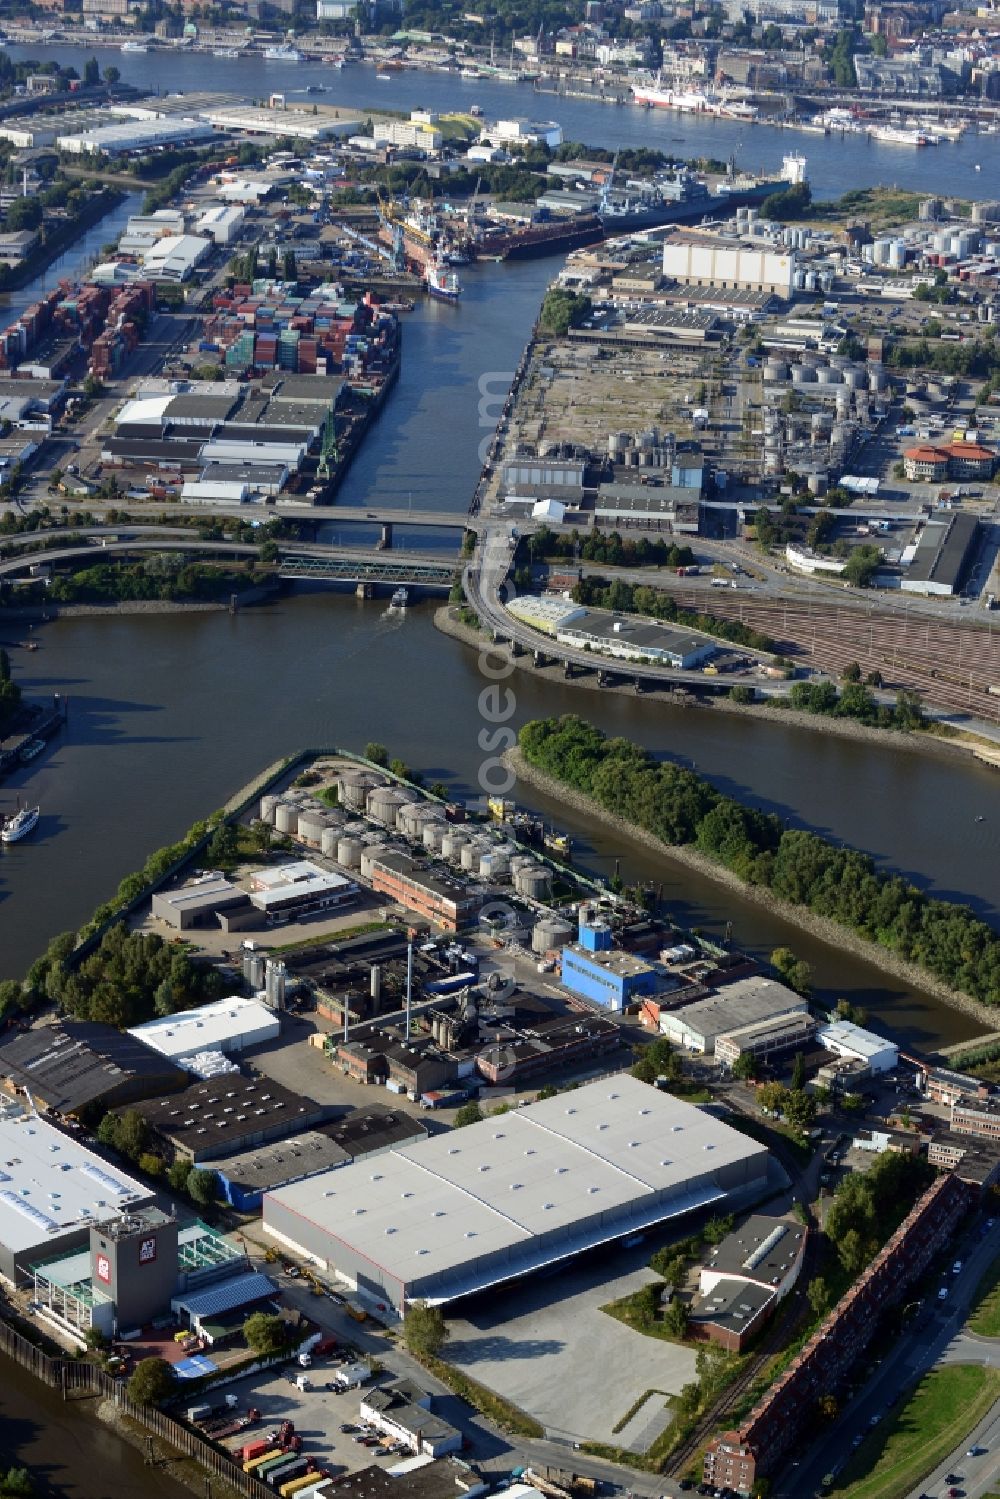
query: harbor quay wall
[{"left": 0, "top": 1313, "right": 276, "bottom": 1499}]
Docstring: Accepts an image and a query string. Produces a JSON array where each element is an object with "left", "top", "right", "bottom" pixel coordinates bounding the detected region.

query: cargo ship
[
  {"left": 426, "top": 259, "right": 460, "bottom": 301},
  {"left": 597, "top": 157, "right": 804, "bottom": 235},
  {"left": 868, "top": 124, "right": 934, "bottom": 146}
]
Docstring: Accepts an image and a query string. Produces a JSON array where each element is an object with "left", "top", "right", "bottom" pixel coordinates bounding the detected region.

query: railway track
[{"left": 648, "top": 582, "right": 1000, "bottom": 723}]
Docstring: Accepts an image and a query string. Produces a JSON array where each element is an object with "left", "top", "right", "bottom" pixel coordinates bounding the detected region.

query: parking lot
[
  {"left": 215, "top": 1357, "right": 413, "bottom": 1479},
  {"left": 445, "top": 1252, "right": 698, "bottom": 1448}
]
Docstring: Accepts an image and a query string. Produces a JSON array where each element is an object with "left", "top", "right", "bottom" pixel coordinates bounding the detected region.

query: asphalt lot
[{"left": 445, "top": 1252, "right": 698, "bottom": 1447}]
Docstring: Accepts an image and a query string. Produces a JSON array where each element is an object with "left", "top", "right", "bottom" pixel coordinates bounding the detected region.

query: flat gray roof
[
  {"left": 562, "top": 611, "right": 713, "bottom": 659},
  {"left": 907, "top": 511, "right": 978, "bottom": 588},
  {"left": 266, "top": 1074, "right": 767, "bottom": 1299},
  {"left": 662, "top": 977, "right": 808, "bottom": 1047},
  {"left": 702, "top": 1215, "right": 806, "bottom": 1286}
]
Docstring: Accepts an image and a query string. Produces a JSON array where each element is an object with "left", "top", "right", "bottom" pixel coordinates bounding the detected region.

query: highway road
[
  {"left": 786, "top": 1213, "right": 1000, "bottom": 1499},
  {"left": 0, "top": 536, "right": 460, "bottom": 579}
]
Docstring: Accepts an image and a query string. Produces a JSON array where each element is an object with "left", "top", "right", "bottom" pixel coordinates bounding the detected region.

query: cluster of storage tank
[
  {"left": 607, "top": 427, "right": 676, "bottom": 471},
  {"left": 791, "top": 266, "right": 835, "bottom": 293},
  {"left": 258, "top": 790, "right": 347, "bottom": 857}
]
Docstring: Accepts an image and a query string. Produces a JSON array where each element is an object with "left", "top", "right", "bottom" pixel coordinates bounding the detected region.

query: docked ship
[
  {"left": 121, "top": 40, "right": 148, "bottom": 52},
  {"left": 598, "top": 155, "right": 805, "bottom": 235},
  {"left": 264, "top": 44, "right": 302, "bottom": 61},
  {"left": 868, "top": 124, "right": 934, "bottom": 146},
  {"left": 426, "top": 259, "right": 460, "bottom": 301},
  {"left": 213, "top": 47, "right": 241, "bottom": 58},
  {"left": 1, "top": 804, "right": 39, "bottom": 844},
  {"left": 631, "top": 77, "right": 717, "bottom": 112}
]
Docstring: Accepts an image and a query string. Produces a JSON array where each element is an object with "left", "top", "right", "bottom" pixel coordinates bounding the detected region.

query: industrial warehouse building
[
  {"left": 555, "top": 611, "right": 716, "bottom": 670},
  {"left": 368, "top": 851, "right": 482, "bottom": 933},
  {"left": 0, "top": 1020, "right": 189, "bottom": 1118},
  {"left": 814, "top": 1021, "right": 898, "bottom": 1075},
  {"left": 658, "top": 978, "right": 809, "bottom": 1055},
  {"left": 124, "top": 1070, "right": 330, "bottom": 1163},
  {"left": 900, "top": 512, "right": 980, "bottom": 597},
  {"left": 127, "top": 996, "right": 280, "bottom": 1072},
  {"left": 661, "top": 231, "right": 795, "bottom": 297},
  {"left": 262, "top": 1074, "right": 770, "bottom": 1312},
  {"left": 0, "top": 1107, "right": 152, "bottom": 1284}
]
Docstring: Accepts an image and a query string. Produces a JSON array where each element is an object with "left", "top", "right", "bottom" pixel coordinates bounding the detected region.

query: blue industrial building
[{"left": 560, "top": 909, "right": 660, "bottom": 1012}]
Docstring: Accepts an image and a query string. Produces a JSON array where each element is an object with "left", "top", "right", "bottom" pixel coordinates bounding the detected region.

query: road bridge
[{"left": 0, "top": 537, "right": 458, "bottom": 588}]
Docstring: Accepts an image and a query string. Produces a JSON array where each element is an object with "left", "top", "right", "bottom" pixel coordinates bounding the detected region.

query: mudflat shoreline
[{"left": 504, "top": 743, "right": 999, "bottom": 1037}]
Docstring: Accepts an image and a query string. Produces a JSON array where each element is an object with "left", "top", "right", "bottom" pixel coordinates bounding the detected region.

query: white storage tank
[
  {"left": 337, "top": 837, "right": 363, "bottom": 869},
  {"left": 461, "top": 839, "right": 488, "bottom": 871},
  {"left": 321, "top": 826, "right": 341, "bottom": 858},
  {"left": 479, "top": 849, "right": 511, "bottom": 880},
  {"left": 338, "top": 769, "right": 387, "bottom": 812},
  {"left": 274, "top": 802, "right": 299, "bottom": 836},
  {"left": 764, "top": 360, "right": 788, "bottom": 383},
  {"left": 259, "top": 793, "right": 280, "bottom": 824},
  {"left": 531, "top": 915, "right": 574, "bottom": 954},
  {"left": 791, "top": 364, "right": 816, "bottom": 385},
  {"left": 297, "top": 814, "right": 329, "bottom": 846},
  {"left": 366, "top": 786, "right": 411, "bottom": 826},
  {"left": 440, "top": 831, "right": 469, "bottom": 862},
  {"left": 423, "top": 822, "right": 445, "bottom": 853}
]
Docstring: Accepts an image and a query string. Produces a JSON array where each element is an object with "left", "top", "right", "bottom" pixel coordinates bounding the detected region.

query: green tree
[
  {"left": 127, "top": 1356, "right": 174, "bottom": 1405},
  {"left": 206, "top": 822, "right": 238, "bottom": 865},
  {"left": 791, "top": 1051, "right": 806, "bottom": 1092},
  {"left": 807, "top": 1275, "right": 830, "bottom": 1319},
  {"left": 167, "top": 1157, "right": 193, "bottom": 1193},
  {"left": 116, "top": 1110, "right": 148, "bottom": 1161},
  {"left": 83, "top": 56, "right": 100, "bottom": 87},
  {"left": 841, "top": 660, "right": 862, "bottom": 683},
  {"left": 732, "top": 1052, "right": 758, "bottom": 1081},
  {"left": 771, "top": 947, "right": 812, "bottom": 996},
  {"left": 757, "top": 1081, "right": 788, "bottom": 1117},
  {"left": 97, "top": 1113, "right": 120, "bottom": 1150},
  {"left": 453, "top": 1101, "right": 483, "bottom": 1128},
  {"left": 663, "top": 1297, "right": 689, "bottom": 1338},
  {"left": 659, "top": 1254, "right": 688, "bottom": 1290},
  {"left": 365, "top": 742, "right": 389, "bottom": 766},
  {"left": 187, "top": 1167, "right": 217, "bottom": 1208},
  {"left": 282, "top": 249, "right": 297, "bottom": 282},
  {"left": 0, "top": 1468, "right": 34, "bottom": 1497},
  {"left": 783, "top": 1089, "right": 817, "bottom": 1130},
  {"left": 103, "top": 64, "right": 121, "bottom": 84},
  {"left": 243, "top": 1311, "right": 287, "bottom": 1356},
  {"left": 404, "top": 1301, "right": 448, "bottom": 1358}
]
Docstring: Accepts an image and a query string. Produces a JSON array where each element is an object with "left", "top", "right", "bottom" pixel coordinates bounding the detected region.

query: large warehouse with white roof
[
  {"left": 262, "top": 1074, "right": 769, "bottom": 1313},
  {"left": 0, "top": 1108, "right": 152, "bottom": 1284}
]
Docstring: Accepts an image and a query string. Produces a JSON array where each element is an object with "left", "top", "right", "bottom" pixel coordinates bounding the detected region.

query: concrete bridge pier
[
  {"left": 534, "top": 649, "right": 547, "bottom": 667},
  {"left": 380, "top": 522, "right": 393, "bottom": 550},
  {"left": 356, "top": 581, "right": 375, "bottom": 599},
  {"left": 564, "top": 661, "right": 575, "bottom": 679}
]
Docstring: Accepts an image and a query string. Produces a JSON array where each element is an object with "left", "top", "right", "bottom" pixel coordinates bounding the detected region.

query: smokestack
[
  {"left": 343, "top": 996, "right": 350, "bottom": 1044},
  {"left": 370, "top": 964, "right": 381, "bottom": 1006},
  {"left": 405, "top": 941, "right": 413, "bottom": 1041}
]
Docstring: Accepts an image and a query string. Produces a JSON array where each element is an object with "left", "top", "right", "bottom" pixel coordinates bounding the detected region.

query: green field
[
  {"left": 969, "top": 1253, "right": 1000, "bottom": 1337},
  {"left": 830, "top": 1365, "right": 1000, "bottom": 1499}
]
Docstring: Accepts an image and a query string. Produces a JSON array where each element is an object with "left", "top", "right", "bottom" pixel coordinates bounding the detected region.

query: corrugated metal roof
[{"left": 172, "top": 1269, "right": 277, "bottom": 1320}]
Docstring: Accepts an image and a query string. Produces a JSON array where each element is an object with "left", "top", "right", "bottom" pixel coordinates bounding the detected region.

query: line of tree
[
  {"left": 0, "top": 646, "right": 20, "bottom": 733},
  {"left": 572, "top": 575, "right": 777, "bottom": 654},
  {"left": 519, "top": 715, "right": 1000, "bottom": 1005},
  {"left": 45, "top": 560, "right": 258, "bottom": 604},
  {"left": 777, "top": 678, "right": 925, "bottom": 732},
  {"left": 525, "top": 525, "right": 696, "bottom": 571},
  {"left": 43, "top": 926, "right": 222, "bottom": 1030}
]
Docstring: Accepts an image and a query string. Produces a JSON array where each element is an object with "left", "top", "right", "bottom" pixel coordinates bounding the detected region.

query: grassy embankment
[
  {"left": 969, "top": 1252, "right": 1000, "bottom": 1337},
  {"left": 829, "top": 1365, "right": 1000, "bottom": 1499}
]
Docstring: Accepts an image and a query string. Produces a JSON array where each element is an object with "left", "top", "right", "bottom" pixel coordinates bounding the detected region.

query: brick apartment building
[
  {"left": 368, "top": 852, "right": 481, "bottom": 933},
  {"left": 703, "top": 1171, "right": 969, "bottom": 1494}
]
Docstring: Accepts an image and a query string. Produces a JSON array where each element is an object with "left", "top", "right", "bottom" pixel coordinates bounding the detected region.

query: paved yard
[{"left": 445, "top": 1254, "right": 697, "bottom": 1446}]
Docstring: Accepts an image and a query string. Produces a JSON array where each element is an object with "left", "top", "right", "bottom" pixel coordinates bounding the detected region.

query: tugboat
[
  {"left": 390, "top": 587, "right": 409, "bottom": 608},
  {"left": 1, "top": 802, "right": 40, "bottom": 844}
]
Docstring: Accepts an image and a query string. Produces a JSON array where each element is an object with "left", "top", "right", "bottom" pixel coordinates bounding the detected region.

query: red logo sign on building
[
  {"left": 138, "top": 1237, "right": 157, "bottom": 1265},
  {"left": 96, "top": 1253, "right": 110, "bottom": 1284}
]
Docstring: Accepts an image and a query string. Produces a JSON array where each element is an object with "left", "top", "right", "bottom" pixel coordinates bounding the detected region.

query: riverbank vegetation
[
  {"left": 46, "top": 926, "right": 223, "bottom": 1030},
  {"left": 524, "top": 525, "right": 697, "bottom": 572},
  {"left": 41, "top": 559, "right": 266, "bottom": 605},
  {"left": 0, "top": 647, "right": 20, "bottom": 733},
  {"left": 519, "top": 715, "right": 1000, "bottom": 1005}
]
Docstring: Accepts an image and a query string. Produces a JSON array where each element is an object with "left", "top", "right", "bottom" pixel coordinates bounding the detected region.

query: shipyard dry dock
[{"left": 262, "top": 1075, "right": 769, "bottom": 1312}]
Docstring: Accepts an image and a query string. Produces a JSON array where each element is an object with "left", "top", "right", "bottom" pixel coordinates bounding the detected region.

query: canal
[{"left": 0, "top": 1357, "right": 190, "bottom": 1498}]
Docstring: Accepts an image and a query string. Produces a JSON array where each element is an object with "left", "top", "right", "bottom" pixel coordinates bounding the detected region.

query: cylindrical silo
[
  {"left": 791, "top": 365, "right": 816, "bottom": 385},
  {"left": 531, "top": 915, "right": 573, "bottom": 953},
  {"left": 321, "top": 826, "right": 340, "bottom": 858},
  {"left": 461, "top": 839, "right": 487, "bottom": 871},
  {"left": 515, "top": 865, "right": 553, "bottom": 900},
  {"left": 338, "top": 769, "right": 387, "bottom": 812},
  {"left": 297, "top": 813, "right": 328, "bottom": 846},
  {"left": 441, "top": 831, "right": 469, "bottom": 862},
  {"left": 275, "top": 802, "right": 299, "bottom": 836},
  {"left": 366, "top": 786, "right": 408, "bottom": 826},
  {"left": 764, "top": 360, "right": 787, "bottom": 383},
  {"left": 337, "top": 837, "right": 363, "bottom": 869},
  {"left": 259, "top": 793, "right": 280, "bottom": 824},
  {"left": 423, "top": 822, "right": 445, "bottom": 853}
]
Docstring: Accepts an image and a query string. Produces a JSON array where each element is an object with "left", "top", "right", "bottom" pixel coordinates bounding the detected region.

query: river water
[
  {"left": 6, "top": 43, "right": 997, "bottom": 203},
  {"left": 0, "top": 53, "right": 997, "bottom": 1039}
]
